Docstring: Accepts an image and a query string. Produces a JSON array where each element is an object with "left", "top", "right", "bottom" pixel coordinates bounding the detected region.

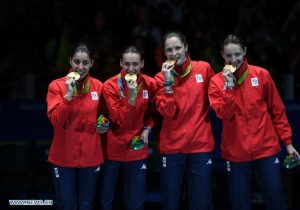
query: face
[
  {"left": 221, "top": 43, "right": 246, "bottom": 69},
  {"left": 164, "top": 36, "right": 188, "bottom": 66},
  {"left": 120, "top": 52, "right": 144, "bottom": 75},
  {"left": 70, "top": 51, "right": 93, "bottom": 80}
]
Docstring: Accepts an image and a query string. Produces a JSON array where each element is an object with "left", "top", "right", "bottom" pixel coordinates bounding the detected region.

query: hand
[
  {"left": 222, "top": 66, "right": 235, "bottom": 84},
  {"left": 126, "top": 79, "right": 138, "bottom": 105},
  {"left": 64, "top": 77, "right": 76, "bottom": 101},
  {"left": 96, "top": 126, "right": 109, "bottom": 134},
  {"left": 162, "top": 61, "right": 174, "bottom": 81},
  {"left": 286, "top": 144, "right": 300, "bottom": 157},
  {"left": 141, "top": 129, "right": 150, "bottom": 145}
]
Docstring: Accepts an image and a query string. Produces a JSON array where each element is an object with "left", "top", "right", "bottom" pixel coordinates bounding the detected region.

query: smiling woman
[
  {"left": 153, "top": 31, "right": 215, "bottom": 210},
  {"left": 46, "top": 43, "right": 107, "bottom": 210},
  {"left": 100, "top": 45, "right": 157, "bottom": 210},
  {"left": 208, "top": 34, "right": 300, "bottom": 210}
]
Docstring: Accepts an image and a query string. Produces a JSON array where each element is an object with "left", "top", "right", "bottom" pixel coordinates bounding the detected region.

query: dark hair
[
  {"left": 164, "top": 31, "right": 187, "bottom": 47},
  {"left": 121, "top": 45, "right": 144, "bottom": 60},
  {"left": 221, "top": 34, "right": 246, "bottom": 51},
  {"left": 71, "top": 43, "right": 94, "bottom": 60}
]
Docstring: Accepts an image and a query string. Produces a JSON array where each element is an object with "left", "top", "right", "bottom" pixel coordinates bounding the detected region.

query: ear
[
  {"left": 221, "top": 50, "right": 225, "bottom": 59},
  {"left": 70, "top": 57, "right": 72, "bottom": 66},
  {"left": 141, "top": 59, "right": 144, "bottom": 68},
  {"left": 90, "top": 59, "right": 94, "bottom": 68},
  {"left": 185, "top": 44, "right": 188, "bottom": 52},
  {"left": 120, "top": 59, "right": 122, "bottom": 68},
  {"left": 243, "top": 47, "right": 247, "bottom": 56}
]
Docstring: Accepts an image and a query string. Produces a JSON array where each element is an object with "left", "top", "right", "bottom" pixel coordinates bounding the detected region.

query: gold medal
[
  {"left": 67, "top": 72, "right": 80, "bottom": 80},
  {"left": 224, "top": 65, "right": 237, "bottom": 73},
  {"left": 165, "top": 59, "right": 176, "bottom": 65},
  {"left": 124, "top": 74, "right": 137, "bottom": 82}
]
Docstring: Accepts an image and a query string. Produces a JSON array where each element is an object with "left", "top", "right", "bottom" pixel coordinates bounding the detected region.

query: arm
[
  {"left": 46, "top": 81, "right": 72, "bottom": 128},
  {"left": 154, "top": 74, "right": 180, "bottom": 120},
  {"left": 141, "top": 79, "right": 158, "bottom": 144},
  {"left": 265, "top": 72, "right": 292, "bottom": 146},
  {"left": 102, "top": 82, "right": 137, "bottom": 128},
  {"left": 208, "top": 78, "right": 237, "bottom": 120}
]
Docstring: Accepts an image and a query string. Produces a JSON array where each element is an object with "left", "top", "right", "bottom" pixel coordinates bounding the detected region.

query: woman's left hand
[
  {"left": 141, "top": 129, "right": 150, "bottom": 145},
  {"left": 96, "top": 126, "right": 109, "bottom": 134},
  {"left": 286, "top": 144, "right": 300, "bottom": 157}
]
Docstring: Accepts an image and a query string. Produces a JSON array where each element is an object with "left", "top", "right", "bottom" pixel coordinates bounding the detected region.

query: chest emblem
[
  {"left": 251, "top": 77, "right": 259, "bottom": 87},
  {"left": 91, "top": 91, "right": 98, "bottom": 100},
  {"left": 195, "top": 74, "right": 203, "bottom": 83},
  {"left": 143, "top": 90, "right": 149, "bottom": 99}
]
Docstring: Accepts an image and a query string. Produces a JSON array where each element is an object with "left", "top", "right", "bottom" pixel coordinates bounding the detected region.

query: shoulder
[
  {"left": 192, "top": 60, "right": 210, "bottom": 67},
  {"left": 103, "top": 74, "right": 118, "bottom": 87},
  {"left": 191, "top": 60, "right": 215, "bottom": 76},
  {"left": 192, "top": 60, "right": 213, "bottom": 71},
  {"left": 248, "top": 64, "right": 272, "bottom": 79},
  {"left": 154, "top": 71, "right": 164, "bottom": 82},
  {"left": 210, "top": 72, "right": 224, "bottom": 83},
  {"left": 249, "top": 64, "right": 268, "bottom": 73},
  {"left": 48, "top": 77, "right": 65, "bottom": 88},
  {"left": 140, "top": 73, "right": 156, "bottom": 83}
]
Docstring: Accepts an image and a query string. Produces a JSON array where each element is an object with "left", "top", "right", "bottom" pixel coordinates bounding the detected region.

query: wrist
[
  {"left": 128, "top": 97, "right": 136, "bottom": 105},
  {"left": 164, "top": 85, "right": 173, "bottom": 94},
  {"left": 143, "top": 126, "right": 152, "bottom": 133},
  {"left": 224, "top": 81, "right": 235, "bottom": 90},
  {"left": 64, "top": 93, "right": 73, "bottom": 101},
  {"left": 163, "top": 80, "right": 173, "bottom": 87},
  {"left": 163, "top": 73, "right": 172, "bottom": 82}
]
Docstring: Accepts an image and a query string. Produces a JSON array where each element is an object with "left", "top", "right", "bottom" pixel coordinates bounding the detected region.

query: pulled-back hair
[
  {"left": 71, "top": 43, "right": 94, "bottom": 60},
  {"left": 122, "top": 45, "right": 144, "bottom": 60},
  {"left": 164, "top": 31, "right": 187, "bottom": 47},
  {"left": 221, "top": 34, "right": 246, "bottom": 50}
]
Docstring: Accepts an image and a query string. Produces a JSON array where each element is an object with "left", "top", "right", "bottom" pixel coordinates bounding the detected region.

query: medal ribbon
[
  {"left": 73, "top": 80, "right": 90, "bottom": 96},
  {"left": 236, "top": 69, "right": 248, "bottom": 85}
]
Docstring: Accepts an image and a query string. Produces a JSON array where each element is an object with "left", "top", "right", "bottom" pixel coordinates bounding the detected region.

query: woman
[
  {"left": 100, "top": 46, "right": 157, "bottom": 210},
  {"left": 154, "top": 31, "right": 215, "bottom": 210},
  {"left": 208, "top": 34, "right": 299, "bottom": 210},
  {"left": 46, "top": 43, "right": 106, "bottom": 210}
]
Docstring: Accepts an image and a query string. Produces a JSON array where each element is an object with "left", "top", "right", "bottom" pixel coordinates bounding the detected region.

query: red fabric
[
  {"left": 209, "top": 64, "right": 292, "bottom": 162},
  {"left": 102, "top": 71, "right": 157, "bottom": 161},
  {"left": 154, "top": 61, "right": 215, "bottom": 154},
  {"left": 46, "top": 76, "right": 104, "bottom": 167}
]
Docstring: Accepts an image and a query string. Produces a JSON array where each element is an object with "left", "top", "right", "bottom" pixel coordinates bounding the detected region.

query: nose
[
  {"left": 128, "top": 64, "right": 135, "bottom": 72},
  {"left": 78, "top": 63, "right": 83, "bottom": 69},
  {"left": 171, "top": 49, "right": 177, "bottom": 56}
]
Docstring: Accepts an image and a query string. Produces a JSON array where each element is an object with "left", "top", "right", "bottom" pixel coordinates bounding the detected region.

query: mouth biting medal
[
  {"left": 224, "top": 65, "right": 237, "bottom": 73},
  {"left": 124, "top": 74, "right": 137, "bottom": 82},
  {"left": 67, "top": 72, "right": 80, "bottom": 80},
  {"left": 165, "top": 59, "right": 176, "bottom": 65}
]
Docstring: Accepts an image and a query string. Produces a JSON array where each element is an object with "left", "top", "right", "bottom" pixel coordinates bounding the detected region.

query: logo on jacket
[
  {"left": 162, "top": 156, "right": 167, "bottom": 168},
  {"left": 91, "top": 91, "right": 98, "bottom": 100},
  {"left": 95, "top": 166, "right": 100, "bottom": 172},
  {"left": 143, "top": 90, "right": 149, "bottom": 99},
  {"left": 226, "top": 161, "right": 231, "bottom": 172},
  {"left": 195, "top": 74, "right": 203, "bottom": 83},
  {"left": 274, "top": 158, "right": 280, "bottom": 164},
  {"left": 251, "top": 77, "right": 259, "bottom": 87},
  {"left": 206, "top": 159, "right": 212, "bottom": 165},
  {"left": 141, "top": 163, "right": 147, "bottom": 170},
  {"left": 54, "top": 167, "right": 59, "bottom": 178}
]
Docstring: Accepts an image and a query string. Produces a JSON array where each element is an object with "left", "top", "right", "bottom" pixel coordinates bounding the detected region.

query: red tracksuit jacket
[
  {"left": 209, "top": 64, "right": 292, "bottom": 162},
  {"left": 46, "top": 76, "right": 104, "bottom": 167},
  {"left": 102, "top": 70, "right": 157, "bottom": 161},
  {"left": 154, "top": 61, "right": 215, "bottom": 154}
]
